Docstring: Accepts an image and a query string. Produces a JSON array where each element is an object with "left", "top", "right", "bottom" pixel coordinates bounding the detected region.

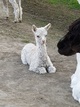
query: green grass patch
[
  {"left": 47, "top": 0, "right": 80, "bottom": 9},
  {"left": 22, "top": 39, "right": 29, "bottom": 43}
]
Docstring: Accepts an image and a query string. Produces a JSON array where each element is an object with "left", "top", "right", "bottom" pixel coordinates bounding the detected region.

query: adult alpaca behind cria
[
  {"left": 2, "top": 0, "right": 22, "bottom": 23},
  {"left": 57, "top": 18, "right": 80, "bottom": 103},
  {"left": 57, "top": 18, "right": 80, "bottom": 56}
]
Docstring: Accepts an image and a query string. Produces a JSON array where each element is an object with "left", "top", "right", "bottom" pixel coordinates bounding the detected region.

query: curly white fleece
[{"left": 21, "top": 23, "right": 56, "bottom": 74}]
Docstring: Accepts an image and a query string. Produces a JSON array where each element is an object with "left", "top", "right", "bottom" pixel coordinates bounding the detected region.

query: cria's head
[{"left": 32, "top": 23, "right": 51, "bottom": 45}]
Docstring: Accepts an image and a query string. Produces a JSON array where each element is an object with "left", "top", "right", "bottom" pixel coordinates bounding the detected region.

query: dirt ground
[{"left": 0, "top": 0, "right": 80, "bottom": 107}]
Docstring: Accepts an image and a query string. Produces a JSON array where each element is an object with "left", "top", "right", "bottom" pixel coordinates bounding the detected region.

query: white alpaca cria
[
  {"left": 2, "top": 0, "right": 22, "bottom": 22},
  {"left": 71, "top": 53, "right": 80, "bottom": 103},
  {"left": 21, "top": 23, "right": 56, "bottom": 74}
]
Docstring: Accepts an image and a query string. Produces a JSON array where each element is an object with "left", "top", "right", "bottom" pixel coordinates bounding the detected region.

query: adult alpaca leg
[
  {"left": 2, "top": 0, "right": 9, "bottom": 19},
  {"left": 9, "top": 0, "right": 19, "bottom": 22},
  {"left": 18, "top": 0, "right": 22, "bottom": 22}
]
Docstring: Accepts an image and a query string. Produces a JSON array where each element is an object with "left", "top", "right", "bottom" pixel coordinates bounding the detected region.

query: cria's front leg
[
  {"left": 29, "top": 66, "right": 47, "bottom": 74},
  {"left": 36, "top": 67, "right": 47, "bottom": 74},
  {"left": 47, "top": 56, "right": 56, "bottom": 73}
]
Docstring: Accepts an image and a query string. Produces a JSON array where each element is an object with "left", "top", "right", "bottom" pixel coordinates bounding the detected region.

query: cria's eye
[
  {"left": 45, "top": 35, "right": 47, "bottom": 37},
  {"left": 37, "top": 35, "right": 40, "bottom": 38}
]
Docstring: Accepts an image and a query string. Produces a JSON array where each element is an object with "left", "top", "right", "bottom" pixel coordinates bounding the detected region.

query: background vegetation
[
  {"left": 22, "top": 0, "right": 80, "bottom": 31},
  {"left": 47, "top": 0, "right": 80, "bottom": 9}
]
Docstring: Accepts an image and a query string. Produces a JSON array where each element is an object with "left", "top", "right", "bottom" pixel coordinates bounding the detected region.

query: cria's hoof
[
  {"left": 39, "top": 70, "right": 47, "bottom": 74},
  {"left": 35, "top": 67, "right": 47, "bottom": 74},
  {"left": 48, "top": 66, "right": 56, "bottom": 73}
]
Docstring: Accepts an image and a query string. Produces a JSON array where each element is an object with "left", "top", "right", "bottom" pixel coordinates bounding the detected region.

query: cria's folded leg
[
  {"left": 29, "top": 67, "right": 47, "bottom": 74},
  {"left": 47, "top": 56, "right": 56, "bottom": 73},
  {"left": 21, "top": 50, "right": 27, "bottom": 64},
  {"left": 36, "top": 67, "right": 47, "bottom": 74}
]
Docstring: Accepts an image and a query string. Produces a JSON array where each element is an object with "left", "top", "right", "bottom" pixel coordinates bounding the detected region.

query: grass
[
  {"left": 47, "top": 0, "right": 80, "bottom": 9},
  {"left": 22, "top": 40, "right": 29, "bottom": 43},
  {"left": 23, "top": 0, "right": 80, "bottom": 32}
]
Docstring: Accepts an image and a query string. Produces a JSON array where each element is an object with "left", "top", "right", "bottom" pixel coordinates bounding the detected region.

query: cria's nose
[{"left": 42, "top": 40, "right": 45, "bottom": 44}]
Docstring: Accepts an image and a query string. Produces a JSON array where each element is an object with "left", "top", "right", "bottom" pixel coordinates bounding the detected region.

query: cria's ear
[
  {"left": 45, "top": 23, "right": 51, "bottom": 31},
  {"left": 32, "top": 25, "right": 37, "bottom": 32}
]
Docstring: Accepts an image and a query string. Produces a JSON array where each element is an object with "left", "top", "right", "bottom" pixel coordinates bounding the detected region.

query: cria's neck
[{"left": 36, "top": 44, "right": 47, "bottom": 56}]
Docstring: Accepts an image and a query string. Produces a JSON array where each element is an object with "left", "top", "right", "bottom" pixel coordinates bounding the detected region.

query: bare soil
[{"left": 0, "top": 0, "right": 80, "bottom": 107}]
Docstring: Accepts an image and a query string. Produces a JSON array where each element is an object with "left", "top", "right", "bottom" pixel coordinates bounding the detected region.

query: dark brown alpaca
[
  {"left": 57, "top": 18, "right": 80, "bottom": 56},
  {"left": 57, "top": 18, "right": 80, "bottom": 103}
]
